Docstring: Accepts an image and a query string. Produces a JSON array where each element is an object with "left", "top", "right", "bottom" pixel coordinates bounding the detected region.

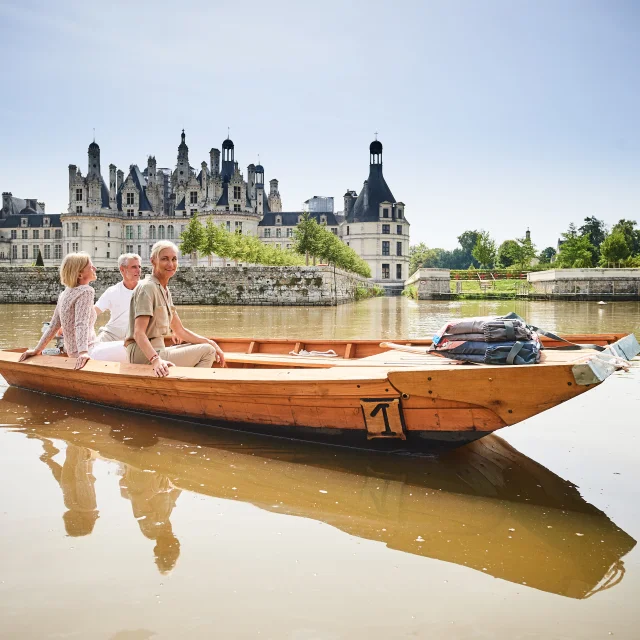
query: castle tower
[
  {"left": 86, "top": 141, "right": 103, "bottom": 210},
  {"left": 255, "top": 163, "right": 264, "bottom": 217},
  {"left": 88, "top": 141, "right": 101, "bottom": 177},
  {"left": 268, "top": 178, "right": 282, "bottom": 213},
  {"left": 174, "top": 130, "right": 190, "bottom": 186}
]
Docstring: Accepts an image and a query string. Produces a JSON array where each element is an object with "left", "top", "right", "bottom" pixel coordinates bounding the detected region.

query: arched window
[
  {"left": 167, "top": 225, "right": 174, "bottom": 239},
  {"left": 158, "top": 225, "right": 165, "bottom": 239},
  {"left": 149, "top": 225, "right": 156, "bottom": 239}
]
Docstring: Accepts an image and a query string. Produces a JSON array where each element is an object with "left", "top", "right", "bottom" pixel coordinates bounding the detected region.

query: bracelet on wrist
[{"left": 149, "top": 354, "right": 160, "bottom": 364}]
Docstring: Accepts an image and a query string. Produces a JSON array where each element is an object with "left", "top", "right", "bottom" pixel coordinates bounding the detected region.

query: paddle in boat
[{"left": 0, "top": 329, "right": 637, "bottom": 452}]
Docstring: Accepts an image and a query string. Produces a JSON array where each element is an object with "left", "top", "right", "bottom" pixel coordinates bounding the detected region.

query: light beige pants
[{"left": 127, "top": 342, "right": 216, "bottom": 368}]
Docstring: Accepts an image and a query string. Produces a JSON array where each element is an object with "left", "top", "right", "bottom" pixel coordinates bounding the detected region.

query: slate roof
[
  {"left": 1, "top": 196, "right": 45, "bottom": 217},
  {"left": 175, "top": 196, "right": 186, "bottom": 210},
  {"left": 346, "top": 164, "right": 396, "bottom": 223},
  {"left": 129, "top": 166, "right": 153, "bottom": 211},
  {"left": 258, "top": 211, "right": 339, "bottom": 227},
  {"left": 0, "top": 213, "right": 62, "bottom": 228},
  {"left": 216, "top": 184, "right": 229, "bottom": 206}
]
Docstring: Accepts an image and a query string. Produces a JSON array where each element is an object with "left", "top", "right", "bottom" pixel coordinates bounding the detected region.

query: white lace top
[{"left": 36, "top": 285, "right": 97, "bottom": 357}]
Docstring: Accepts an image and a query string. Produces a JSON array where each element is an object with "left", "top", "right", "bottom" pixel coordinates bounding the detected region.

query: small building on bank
[{"left": 0, "top": 194, "right": 62, "bottom": 264}]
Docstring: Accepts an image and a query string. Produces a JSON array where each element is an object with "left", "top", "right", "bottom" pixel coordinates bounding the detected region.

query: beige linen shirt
[{"left": 125, "top": 275, "right": 175, "bottom": 351}]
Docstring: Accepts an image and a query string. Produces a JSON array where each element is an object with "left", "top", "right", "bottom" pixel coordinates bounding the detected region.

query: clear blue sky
[{"left": 1, "top": 0, "right": 638, "bottom": 251}]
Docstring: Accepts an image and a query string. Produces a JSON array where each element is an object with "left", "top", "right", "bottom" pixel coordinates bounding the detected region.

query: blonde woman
[{"left": 20, "top": 252, "right": 97, "bottom": 370}]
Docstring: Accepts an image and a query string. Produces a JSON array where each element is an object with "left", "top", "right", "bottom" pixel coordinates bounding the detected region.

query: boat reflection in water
[{"left": 1, "top": 386, "right": 635, "bottom": 598}]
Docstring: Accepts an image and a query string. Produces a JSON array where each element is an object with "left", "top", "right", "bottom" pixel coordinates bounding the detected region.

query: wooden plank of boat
[{"left": 0, "top": 332, "right": 637, "bottom": 452}]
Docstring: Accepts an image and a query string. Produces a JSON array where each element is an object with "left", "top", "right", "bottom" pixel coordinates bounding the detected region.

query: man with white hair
[{"left": 94, "top": 253, "right": 142, "bottom": 342}]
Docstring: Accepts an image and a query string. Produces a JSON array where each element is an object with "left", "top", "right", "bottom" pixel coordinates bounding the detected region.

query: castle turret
[
  {"left": 117, "top": 169, "right": 124, "bottom": 191},
  {"left": 174, "top": 130, "right": 190, "bottom": 187},
  {"left": 87, "top": 141, "right": 101, "bottom": 177},
  {"left": 221, "top": 138, "right": 234, "bottom": 182}
]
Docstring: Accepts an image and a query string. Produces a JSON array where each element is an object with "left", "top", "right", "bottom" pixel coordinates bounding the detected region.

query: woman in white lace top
[{"left": 20, "top": 252, "right": 97, "bottom": 370}]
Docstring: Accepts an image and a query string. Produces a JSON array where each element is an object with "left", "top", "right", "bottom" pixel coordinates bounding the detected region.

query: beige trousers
[{"left": 127, "top": 342, "right": 216, "bottom": 368}]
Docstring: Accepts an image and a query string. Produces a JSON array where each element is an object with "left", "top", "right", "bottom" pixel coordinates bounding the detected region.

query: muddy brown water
[{"left": 0, "top": 299, "right": 639, "bottom": 639}]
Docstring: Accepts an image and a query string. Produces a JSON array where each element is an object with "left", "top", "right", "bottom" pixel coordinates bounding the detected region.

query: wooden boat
[
  {"left": 0, "top": 332, "right": 638, "bottom": 452},
  {"left": 1, "top": 386, "right": 635, "bottom": 598}
]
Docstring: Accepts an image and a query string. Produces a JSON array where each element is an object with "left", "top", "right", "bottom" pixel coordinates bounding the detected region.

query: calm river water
[{"left": 1, "top": 298, "right": 639, "bottom": 639}]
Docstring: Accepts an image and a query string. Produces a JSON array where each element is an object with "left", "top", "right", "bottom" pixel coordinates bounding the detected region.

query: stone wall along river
[{"left": 0, "top": 265, "right": 373, "bottom": 306}]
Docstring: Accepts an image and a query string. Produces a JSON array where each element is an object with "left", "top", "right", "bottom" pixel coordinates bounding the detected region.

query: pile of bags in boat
[{"left": 431, "top": 314, "right": 541, "bottom": 365}]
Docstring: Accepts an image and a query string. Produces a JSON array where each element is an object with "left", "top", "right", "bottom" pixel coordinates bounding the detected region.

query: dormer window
[
  {"left": 382, "top": 208, "right": 389, "bottom": 218},
  {"left": 126, "top": 193, "right": 135, "bottom": 205},
  {"left": 397, "top": 209, "right": 403, "bottom": 219},
  {"left": 21, "top": 218, "right": 27, "bottom": 228},
  {"left": 298, "top": 216, "right": 302, "bottom": 224},
  {"left": 43, "top": 217, "right": 50, "bottom": 227},
  {"left": 75, "top": 189, "right": 83, "bottom": 201},
  {"left": 320, "top": 215, "right": 327, "bottom": 225},
  {"left": 275, "top": 216, "right": 281, "bottom": 225}
]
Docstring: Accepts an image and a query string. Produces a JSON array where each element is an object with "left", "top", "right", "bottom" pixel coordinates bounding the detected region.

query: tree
[
  {"left": 599, "top": 231, "right": 631, "bottom": 266},
  {"left": 611, "top": 219, "right": 640, "bottom": 256},
  {"left": 408, "top": 242, "right": 431, "bottom": 275},
  {"left": 515, "top": 235, "right": 536, "bottom": 269},
  {"left": 555, "top": 225, "right": 595, "bottom": 267},
  {"left": 179, "top": 214, "right": 205, "bottom": 265},
  {"left": 497, "top": 240, "right": 520, "bottom": 268},
  {"left": 293, "top": 212, "right": 322, "bottom": 265},
  {"left": 201, "top": 218, "right": 224, "bottom": 266},
  {"left": 538, "top": 247, "right": 556, "bottom": 264},
  {"left": 457, "top": 230, "right": 480, "bottom": 267},
  {"left": 471, "top": 230, "right": 496, "bottom": 268},
  {"left": 35, "top": 249, "right": 44, "bottom": 267},
  {"left": 578, "top": 217, "right": 607, "bottom": 251}
]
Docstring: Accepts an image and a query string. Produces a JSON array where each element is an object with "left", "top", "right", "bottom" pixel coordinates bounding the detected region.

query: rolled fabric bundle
[
  {"left": 434, "top": 339, "right": 541, "bottom": 365},
  {"left": 434, "top": 316, "right": 533, "bottom": 344}
]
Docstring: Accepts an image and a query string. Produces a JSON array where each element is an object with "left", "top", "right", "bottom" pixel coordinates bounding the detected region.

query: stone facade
[
  {"left": 404, "top": 268, "right": 452, "bottom": 299},
  {"left": 63, "top": 132, "right": 279, "bottom": 267},
  {"left": 0, "top": 266, "right": 373, "bottom": 306},
  {"left": 528, "top": 269, "right": 640, "bottom": 297}
]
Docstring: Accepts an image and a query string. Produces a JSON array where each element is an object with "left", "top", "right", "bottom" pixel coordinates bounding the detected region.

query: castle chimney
[{"left": 210, "top": 148, "right": 220, "bottom": 176}]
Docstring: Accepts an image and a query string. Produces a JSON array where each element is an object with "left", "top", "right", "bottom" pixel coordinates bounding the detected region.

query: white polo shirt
[{"left": 95, "top": 281, "right": 136, "bottom": 340}]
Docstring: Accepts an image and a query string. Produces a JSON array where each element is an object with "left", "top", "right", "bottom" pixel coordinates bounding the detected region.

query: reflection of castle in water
[{"left": 4, "top": 387, "right": 636, "bottom": 598}]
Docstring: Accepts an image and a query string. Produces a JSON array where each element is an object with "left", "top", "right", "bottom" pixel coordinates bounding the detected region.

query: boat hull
[{"left": 0, "top": 333, "right": 637, "bottom": 452}]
